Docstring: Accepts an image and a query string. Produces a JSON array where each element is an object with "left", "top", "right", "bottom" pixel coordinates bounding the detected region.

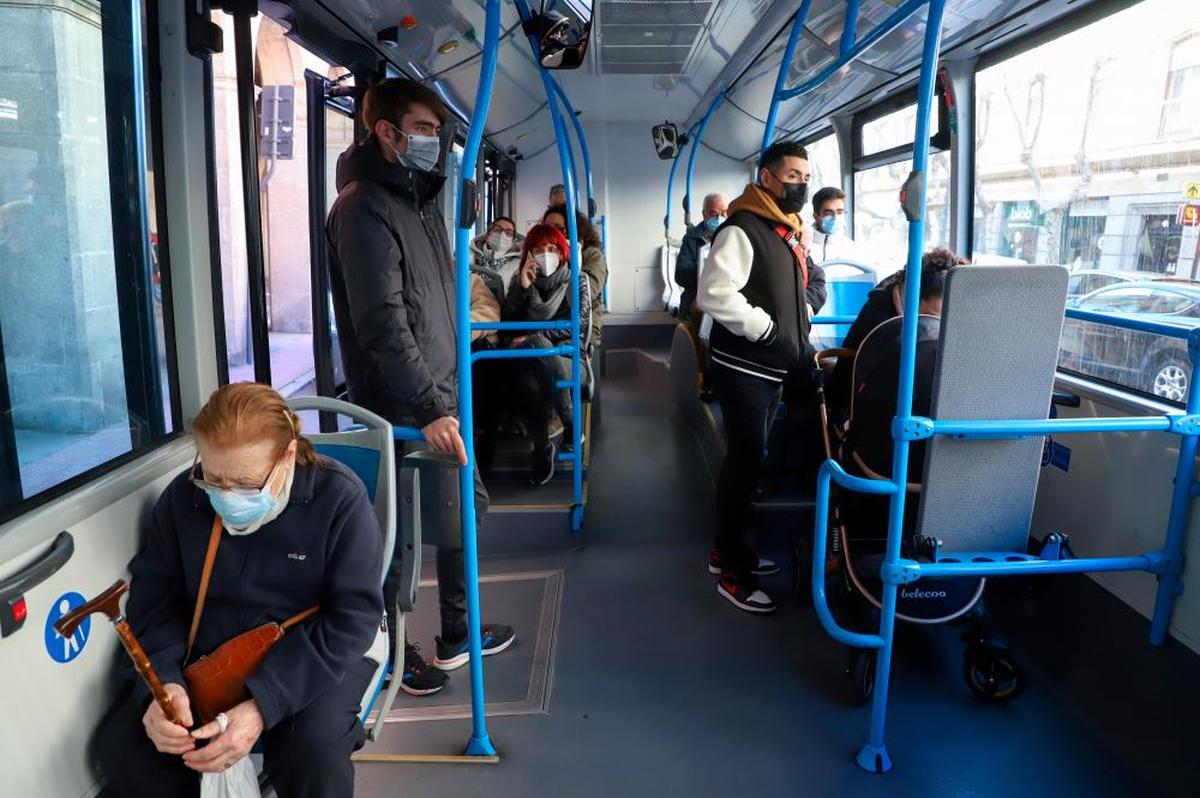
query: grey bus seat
[
  {"left": 916, "top": 265, "right": 1069, "bottom": 554},
  {"left": 286, "top": 397, "right": 397, "bottom": 742},
  {"left": 395, "top": 450, "right": 463, "bottom": 615}
]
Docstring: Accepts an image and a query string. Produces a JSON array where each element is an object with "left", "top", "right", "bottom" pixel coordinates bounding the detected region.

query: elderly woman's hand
[
  {"left": 143, "top": 682, "right": 195, "bottom": 754},
  {"left": 183, "top": 698, "right": 264, "bottom": 773}
]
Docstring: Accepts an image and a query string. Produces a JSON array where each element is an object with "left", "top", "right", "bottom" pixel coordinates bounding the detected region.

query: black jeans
[
  {"left": 713, "top": 364, "right": 783, "bottom": 577},
  {"left": 383, "top": 440, "right": 490, "bottom": 646},
  {"left": 508, "top": 334, "right": 574, "bottom": 448},
  {"left": 96, "top": 656, "right": 375, "bottom": 798}
]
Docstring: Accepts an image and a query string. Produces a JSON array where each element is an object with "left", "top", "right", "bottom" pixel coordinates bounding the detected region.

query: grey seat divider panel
[{"left": 916, "top": 265, "right": 1069, "bottom": 554}]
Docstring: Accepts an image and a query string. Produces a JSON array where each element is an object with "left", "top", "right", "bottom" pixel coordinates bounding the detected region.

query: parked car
[
  {"left": 1059, "top": 282, "right": 1200, "bottom": 402},
  {"left": 1065, "top": 269, "right": 1198, "bottom": 299}
]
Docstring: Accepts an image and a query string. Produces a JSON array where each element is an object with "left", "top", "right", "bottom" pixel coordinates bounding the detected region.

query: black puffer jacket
[{"left": 326, "top": 138, "right": 457, "bottom": 428}]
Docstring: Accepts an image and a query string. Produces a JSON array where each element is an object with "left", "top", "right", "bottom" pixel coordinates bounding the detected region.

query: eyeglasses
[{"left": 190, "top": 448, "right": 288, "bottom": 496}]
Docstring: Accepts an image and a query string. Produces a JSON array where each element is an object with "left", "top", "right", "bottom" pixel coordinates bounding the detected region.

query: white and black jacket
[{"left": 697, "top": 209, "right": 824, "bottom": 382}]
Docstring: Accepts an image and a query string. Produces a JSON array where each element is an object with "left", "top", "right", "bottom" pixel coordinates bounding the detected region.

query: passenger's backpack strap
[
  {"left": 185, "top": 515, "right": 224, "bottom": 663},
  {"left": 773, "top": 224, "right": 809, "bottom": 287}
]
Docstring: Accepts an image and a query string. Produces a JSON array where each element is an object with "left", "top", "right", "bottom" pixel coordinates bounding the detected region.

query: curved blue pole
[
  {"left": 601, "top": 214, "right": 609, "bottom": 305},
  {"left": 840, "top": 0, "right": 860, "bottom": 57},
  {"left": 665, "top": 121, "right": 700, "bottom": 237},
  {"left": 684, "top": 92, "right": 725, "bottom": 228},
  {"left": 452, "top": 0, "right": 500, "bottom": 758},
  {"left": 516, "top": 0, "right": 585, "bottom": 531},
  {"left": 761, "top": 0, "right": 812, "bottom": 154},
  {"left": 862, "top": 0, "right": 948, "bottom": 773},
  {"left": 552, "top": 78, "right": 595, "bottom": 219}
]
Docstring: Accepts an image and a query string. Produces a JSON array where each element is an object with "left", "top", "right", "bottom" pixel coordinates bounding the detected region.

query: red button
[{"left": 11, "top": 597, "right": 26, "bottom": 625}]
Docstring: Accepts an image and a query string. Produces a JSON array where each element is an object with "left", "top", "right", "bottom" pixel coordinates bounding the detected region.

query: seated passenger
[
  {"left": 543, "top": 204, "right": 607, "bottom": 350},
  {"left": 675, "top": 192, "right": 728, "bottom": 320},
  {"left": 548, "top": 183, "right": 566, "bottom": 209},
  {"left": 470, "top": 216, "right": 521, "bottom": 300},
  {"left": 828, "top": 247, "right": 965, "bottom": 426},
  {"left": 839, "top": 263, "right": 950, "bottom": 544},
  {"left": 470, "top": 271, "right": 501, "bottom": 347},
  {"left": 809, "top": 186, "right": 872, "bottom": 267},
  {"left": 96, "top": 382, "right": 384, "bottom": 798},
  {"left": 502, "top": 223, "right": 591, "bottom": 485}
]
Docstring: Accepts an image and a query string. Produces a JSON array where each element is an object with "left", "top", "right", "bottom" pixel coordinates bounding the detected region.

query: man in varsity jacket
[{"left": 696, "top": 139, "right": 824, "bottom": 614}]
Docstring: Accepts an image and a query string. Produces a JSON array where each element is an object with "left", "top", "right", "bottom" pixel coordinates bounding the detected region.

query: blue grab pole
[
  {"left": 1149, "top": 337, "right": 1200, "bottom": 644},
  {"left": 840, "top": 0, "right": 860, "bottom": 57},
  {"left": 516, "top": 0, "right": 585, "bottom": 531},
  {"left": 684, "top": 92, "right": 725, "bottom": 227},
  {"left": 666, "top": 121, "right": 701, "bottom": 238},
  {"left": 552, "top": 78, "right": 595, "bottom": 219},
  {"left": 861, "top": 0, "right": 949, "bottom": 773},
  {"left": 761, "top": 0, "right": 812, "bottom": 153},
  {"left": 601, "top": 214, "right": 609, "bottom": 305},
  {"left": 452, "top": 0, "right": 500, "bottom": 758}
]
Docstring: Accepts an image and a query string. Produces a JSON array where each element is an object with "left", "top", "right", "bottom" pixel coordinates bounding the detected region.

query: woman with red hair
[{"left": 501, "top": 223, "right": 591, "bottom": 484}]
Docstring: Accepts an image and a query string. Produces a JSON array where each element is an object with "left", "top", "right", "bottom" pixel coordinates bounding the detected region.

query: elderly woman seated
[
  {"left": 96, "top": 382, "right": 383, "bottom": 798},
  {"left": 501, "top": 223, "right": 591, "bottom": 485}
]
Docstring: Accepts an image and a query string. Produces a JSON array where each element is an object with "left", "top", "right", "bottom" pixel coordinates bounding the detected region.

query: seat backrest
[
  {"left": 287, "top": 397, "right": 396, "bottom": 586},
  {"left": 816, "top": 259, "right": 878, "bottom": 347},
  {"left": 916, "top": 265, "right": 1069, "bottom": 553}
]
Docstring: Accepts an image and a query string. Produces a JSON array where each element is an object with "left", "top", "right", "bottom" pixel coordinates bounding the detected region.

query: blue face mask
[
  {"left": 821, "top": 214, "right": 841, "bottom": 236},
  {"left": 704, "top": 215, "right": 723, "bottom": 233},
  {"left": 203, "top": 483, "right": 277, "bottom": 529}
]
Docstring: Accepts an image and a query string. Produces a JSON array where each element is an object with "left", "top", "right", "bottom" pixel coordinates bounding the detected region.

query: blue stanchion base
[
  {"left": 571, "top": 504, "right": 584, "bottom": 532},
  {"left": 464, "top": 735, "right": 497, "bottom": 757},
  {"left": 856, "top": 743, "right": 892, "bottom": 773}
]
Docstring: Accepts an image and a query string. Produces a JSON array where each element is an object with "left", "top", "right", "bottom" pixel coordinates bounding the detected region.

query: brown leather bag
[{"left": 182, "top": 516, "right": 318, "bottom": 726}]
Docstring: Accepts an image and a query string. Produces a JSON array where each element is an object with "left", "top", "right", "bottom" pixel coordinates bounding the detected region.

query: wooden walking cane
[{"left": 54, "top": 579, "right": 187, "bottom": 727}]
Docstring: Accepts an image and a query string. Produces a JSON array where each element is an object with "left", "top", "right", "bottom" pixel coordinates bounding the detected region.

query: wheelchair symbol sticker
[{"left": 44, "top": 592, "right": 90, "bottom": 664}]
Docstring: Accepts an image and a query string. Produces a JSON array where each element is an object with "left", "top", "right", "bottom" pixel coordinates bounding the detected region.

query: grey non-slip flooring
[{"left": 357, "top": 358, "right": 1200, "bottom": 798}]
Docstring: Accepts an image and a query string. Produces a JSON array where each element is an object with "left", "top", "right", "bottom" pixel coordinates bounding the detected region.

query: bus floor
[{"left": 355, "top": 352, "right": 1200, "bottom": 798}]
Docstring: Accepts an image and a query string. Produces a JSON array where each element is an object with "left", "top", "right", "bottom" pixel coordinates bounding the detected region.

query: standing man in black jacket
[
  {"left": 326, "top": 79, "right": 513, "bottom": 696},
  {"left": 697, "top": 140, "right": 821, "bottom": 614}
]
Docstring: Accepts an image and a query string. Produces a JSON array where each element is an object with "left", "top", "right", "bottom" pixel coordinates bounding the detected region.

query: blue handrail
[
  {"left": 551, "top": 77, "right": 595, "bottom": 219},
  {"left": 665, "top": 120, "right": 701, "bottom": 238},
  {"left": 515, "top": 0, "right": 585, "bottom": 531},
  {"left": 601, "top": 214, "right": 609, "bottom": 306},
  {"left": 683, "top": 92, "right": 725, "bottom": 227},
  {"left": 761, "top": 0, "right": 812, "bottom": 153},
  {"left": 450, "top": 0, "right": 500, "bottom": 759}
]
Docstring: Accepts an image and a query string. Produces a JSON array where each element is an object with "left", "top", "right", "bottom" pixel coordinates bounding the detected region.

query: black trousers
[
  {"left": 508, "top": 335, "right": 574, "bottom": 446},
  {"left": 713, "top": 364, "right": 783, "bottom": 577},
  {"left": 96, "top": 657, "right": 375, "bottom": 798},
  {"left": 383, "top": 440, "right": 490, "bottom": 646}
]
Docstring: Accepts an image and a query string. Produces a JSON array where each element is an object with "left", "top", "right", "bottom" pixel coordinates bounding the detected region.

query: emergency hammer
[{"left": 54, "top": 579, "right": 186, "bottom": 726}]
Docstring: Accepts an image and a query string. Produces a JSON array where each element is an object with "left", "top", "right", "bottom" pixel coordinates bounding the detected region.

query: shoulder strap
[
  {"left": 281, "top": 605, "right": 321, "bottom": 631},
  {"left": 773, "top": 224, "right": 809, "bottom": 287},
  {"left": 185, "top": 515, "right": 224, "bottom": 662}
]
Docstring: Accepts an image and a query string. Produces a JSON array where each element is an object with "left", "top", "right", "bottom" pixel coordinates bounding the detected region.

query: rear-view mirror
[{"left": 536, "top": 0, "right": 592, "bottom": 69}]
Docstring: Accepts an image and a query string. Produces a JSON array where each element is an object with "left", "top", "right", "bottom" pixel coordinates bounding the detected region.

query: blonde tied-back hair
[{"left": 191, "top": 382, "right": 321, "bottom": 467}]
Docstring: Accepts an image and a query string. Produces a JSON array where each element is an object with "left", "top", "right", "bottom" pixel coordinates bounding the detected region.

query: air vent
[{"left": 599, "top": 1, "right": 713, "bottom": 75}]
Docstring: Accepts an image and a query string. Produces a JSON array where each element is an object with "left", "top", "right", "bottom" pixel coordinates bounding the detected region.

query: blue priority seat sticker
[{"left": 44, "top": 591, "right": 90, "bottom": 664}]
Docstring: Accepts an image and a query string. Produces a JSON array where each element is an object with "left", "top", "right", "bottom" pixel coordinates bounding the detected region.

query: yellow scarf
[{"left": 726, "top": 183, "right": 805, "bottom": 237}]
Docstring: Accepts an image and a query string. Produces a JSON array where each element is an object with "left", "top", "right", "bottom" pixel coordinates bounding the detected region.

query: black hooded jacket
[{"left": 326, "top": 137, "right": 457, "bottom": 428}]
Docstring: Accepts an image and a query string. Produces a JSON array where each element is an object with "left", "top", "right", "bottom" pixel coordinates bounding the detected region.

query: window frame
[{"left": 0, "top": 0, "right": 183, "bottom": 527}]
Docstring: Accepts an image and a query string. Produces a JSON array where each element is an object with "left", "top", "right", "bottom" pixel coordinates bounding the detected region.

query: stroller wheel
[
  {"left": 963, "top": 643, "right": 1025, "bottom": 703},
  {"left": 848, "top": 649, "right": 876, "bottom": 707}
]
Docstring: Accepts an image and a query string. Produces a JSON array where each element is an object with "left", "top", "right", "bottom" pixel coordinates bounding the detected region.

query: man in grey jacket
[{"left": 326, "top": 78, "right": 513, "bottom": 697}]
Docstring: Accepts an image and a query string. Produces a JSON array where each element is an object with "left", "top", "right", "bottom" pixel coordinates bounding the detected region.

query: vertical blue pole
[
  {"left": 840, "top": 0, "right": 861, "bottom": 57},
  {"left": 516, "top": 0, "right": 585, "bottom": 530},
  {"left": 601, "top": 214, "right": 609, "bottom": 306},
  {"left": 858, "top": 0, "right": 947, "bottom": 774},
  {"left": 760, "top": 0, "right": 812, "bottom": 154},
  {"left": 685, "top": 92, "right": 726, "bottom": 228},
  {"left": 553, "top": 79, "right": 595, "bottom": 220},
  {"left": 1149, "top": 336, "right": 1200, "bottom": 644},
  {"left": 454, "top": 0, "right": 500, "bottom": 758},
  {"left": 666, "top": 121, "right": 700, "bottom": 238}
]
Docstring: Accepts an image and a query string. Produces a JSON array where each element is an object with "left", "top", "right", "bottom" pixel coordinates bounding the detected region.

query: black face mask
[{"left": 774, "top": 180, "right": 807, "bottom": 214}]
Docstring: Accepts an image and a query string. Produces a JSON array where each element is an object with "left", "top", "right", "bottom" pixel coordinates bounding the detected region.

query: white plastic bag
[{"left": 199, "top": 714, "right": 260, "bottom": 798}]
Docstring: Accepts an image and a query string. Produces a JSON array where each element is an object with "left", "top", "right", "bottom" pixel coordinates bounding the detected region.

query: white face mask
[
  {"left": 386, "top": 123, "right": 441, "bottom": 172},
  {"left": 487, "top": 231, "right": 514, "bottom": 253},
  {"left": 534, "top": 251, "right": 560, "bottom": 276}
]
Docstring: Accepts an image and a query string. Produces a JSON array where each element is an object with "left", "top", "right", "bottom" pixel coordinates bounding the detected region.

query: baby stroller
[{"left": 800, "top": 315, "right": 1025, "bottom": 706}]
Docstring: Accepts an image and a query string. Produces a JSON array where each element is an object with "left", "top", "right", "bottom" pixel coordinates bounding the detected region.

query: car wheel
[{"left": 1150, "top": 356, "right": 1189, "bottom": 403}]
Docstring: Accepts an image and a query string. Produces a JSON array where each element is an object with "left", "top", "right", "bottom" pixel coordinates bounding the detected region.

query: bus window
[
  {"left": 854, "top": 150, "right": 951, "bottom": 279},
  {"left": 975, "top": 0, "right": 1200, "bottom": 402},
  {"left": 0, "top": 0, "right": 175, "bottom": 519},
  {"left": 803, "top": 132, "right": 841, "bottom": 225}
]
